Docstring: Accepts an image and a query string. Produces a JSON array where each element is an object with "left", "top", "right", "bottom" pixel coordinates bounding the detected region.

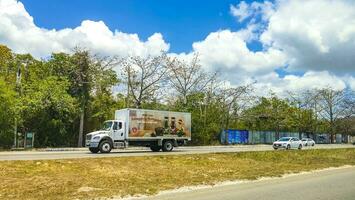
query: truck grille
[{"left": 86, "top": 134, "right": 92, "bottom": 140}]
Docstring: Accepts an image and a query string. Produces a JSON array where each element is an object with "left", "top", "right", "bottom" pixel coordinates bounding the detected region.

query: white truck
[{"left": 85, "top": 108, "right": 191, "bottom": 153}]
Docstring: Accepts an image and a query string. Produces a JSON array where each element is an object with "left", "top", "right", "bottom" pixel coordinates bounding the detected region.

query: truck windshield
[{"left": 102, "top": 121, "right": 113, "bottom": 131}]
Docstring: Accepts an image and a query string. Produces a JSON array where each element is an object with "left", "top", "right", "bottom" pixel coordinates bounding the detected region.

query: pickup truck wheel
[
  {"left": 162, "top": 141, "right": 173, "bottom": 152},
  {"left": 89, "top": 147, "right": 99, "bottom": 153},
  {"left": 99, "top": 140, "right": 112, "bottom": 153},
  {"left": 150, "top": 145, "right": 161, "bottom": 152}
]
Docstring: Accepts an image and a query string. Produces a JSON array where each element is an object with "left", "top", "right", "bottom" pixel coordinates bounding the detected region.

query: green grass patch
[{"left": 1, "top": 149, "right": 355, "bottom": 200}]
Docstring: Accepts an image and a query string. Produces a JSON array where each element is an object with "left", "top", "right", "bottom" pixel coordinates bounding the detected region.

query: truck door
[{"left": 112, "top": 121, "right": 124, "bottom": 141}]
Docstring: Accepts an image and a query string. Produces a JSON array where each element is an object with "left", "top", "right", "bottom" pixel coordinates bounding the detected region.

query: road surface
[
  {"left": 141, "top": 166, "right": 355, "bottom": 200},
  {"left": 0, "top": 144, "right": 353, "bottom": 161}
]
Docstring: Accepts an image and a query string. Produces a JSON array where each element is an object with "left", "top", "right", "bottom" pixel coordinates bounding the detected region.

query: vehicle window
[
  {"left": 290, "top": 138, "right": 294, "bottom": 141},
  {"left": 102, "top": 121, "right": 113, "bottom": 131},
  {"left": 293, "top": 138, "right": 299, "bottom": 141},
  {"left": 302, "top": 139, "right": 306, "bottom": 141},
  {"left": 113, "top": 122, "right": 118, "bottom": 130},
  {"left": 278, "top": 137, "right": 290, "bottom": 142},
  {"left": 118, "top": 122, "right": 122, "bottom": 129}
]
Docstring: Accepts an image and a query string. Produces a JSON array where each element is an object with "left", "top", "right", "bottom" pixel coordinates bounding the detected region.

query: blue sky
[{"left": 21, "top": 0, "right": 263, "bottom": 53}]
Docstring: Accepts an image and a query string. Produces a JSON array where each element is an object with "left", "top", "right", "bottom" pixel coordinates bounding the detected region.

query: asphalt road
[
  {"left": 0, "top": 144, "right": 354, "bottom": 161},
  {"left": 141, "top": 166, "right": 355, "bottom": 200}
]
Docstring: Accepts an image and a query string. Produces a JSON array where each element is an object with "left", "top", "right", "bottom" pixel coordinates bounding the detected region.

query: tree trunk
[{"left": 77, "top": 109, "right": 84, "bottom": 147}]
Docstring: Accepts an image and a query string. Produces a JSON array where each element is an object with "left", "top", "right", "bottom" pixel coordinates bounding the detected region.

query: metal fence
[{"left": 220, "top": 129, "right": 350, "bottom": 144}]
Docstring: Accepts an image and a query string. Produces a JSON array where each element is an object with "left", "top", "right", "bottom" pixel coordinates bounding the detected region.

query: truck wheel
[
  {"left": 150, "top": 145, "right": 161, "bottom": 152},
  {"left": 89, "top": 147, "right": 99, "bottom": 153},
  {"left": 162, "top": 140, "right": 173, "bottom": 152},
  {"left": 99, "top": 140, "right": 112, "bottom": 153}
]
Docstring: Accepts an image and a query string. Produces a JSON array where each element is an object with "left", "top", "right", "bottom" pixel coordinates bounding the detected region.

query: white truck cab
[
  {"left": 86, "top": 120, "right": 126, "bottom": 153},
  {"left": 86, "top": 109, "right": 191, "bottom": 153}
]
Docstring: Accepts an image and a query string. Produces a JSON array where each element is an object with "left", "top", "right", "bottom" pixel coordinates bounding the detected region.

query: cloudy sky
[{"left": 0, "top": 0, "right": 354, "bottom": 95}]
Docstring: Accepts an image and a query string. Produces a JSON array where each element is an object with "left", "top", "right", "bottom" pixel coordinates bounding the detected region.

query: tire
[
  {"left": 150, "top": 145, "right": 161, "bottom": 152},
  {"left": 99, "top": 140, "right": 112, "bottom": 153},
  {"left": 89, "top": 147, "right": 99, "bottom": 153},
  {"left": 162, "top": 140, "right": 174, "bottom": 152},
  {"left": 298, "top": 144, "right": 302, "bottom": 150},
  {"left": 273, "top": 147, "right": 278, "bottom": 150},
  {"left": 312, "top": 143, "right": 315, "bottom": 146},
  {"left": 286, "top": 144, "right": 291, "bottom": 150},
  {"left": 305, "top": 143, "right": 308, "bottom": 146}
]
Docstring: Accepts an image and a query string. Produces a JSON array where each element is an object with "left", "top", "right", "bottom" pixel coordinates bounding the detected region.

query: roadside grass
[{"left": 1, "top": 149, "right": 355, "bottom": 200}]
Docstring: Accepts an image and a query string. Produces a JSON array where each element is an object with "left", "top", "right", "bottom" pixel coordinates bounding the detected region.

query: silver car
[
  {"left": 301, "top": 138, "right": 315, "bottom": 146},
  {"left": 273, "top": 137, "right": 303, "bottom": 150}
]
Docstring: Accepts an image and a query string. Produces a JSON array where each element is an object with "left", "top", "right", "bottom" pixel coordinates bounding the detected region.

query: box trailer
[{"left": 86, "top": 109, "right": 191, "bottom": 153}]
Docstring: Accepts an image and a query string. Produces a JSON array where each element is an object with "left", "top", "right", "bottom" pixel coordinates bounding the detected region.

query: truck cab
[{"left": 86, "top": 120, "right": 126, "bottom": 153}]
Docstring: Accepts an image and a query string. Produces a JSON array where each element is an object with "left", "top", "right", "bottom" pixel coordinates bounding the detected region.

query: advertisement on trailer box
[{"left": 128, "top": 110, "right": 191, "bottom": 138}]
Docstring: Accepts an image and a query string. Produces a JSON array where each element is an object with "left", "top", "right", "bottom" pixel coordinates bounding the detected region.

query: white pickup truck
[{"left": 86, "top": 109, "right": 191, "bottom": 153}]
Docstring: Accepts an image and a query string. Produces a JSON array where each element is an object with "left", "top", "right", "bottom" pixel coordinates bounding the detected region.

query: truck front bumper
[{"left": 89, "top": 142, "right": 99, "bottom": 148}]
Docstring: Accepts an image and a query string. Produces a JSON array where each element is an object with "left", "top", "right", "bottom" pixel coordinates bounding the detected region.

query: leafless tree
[
  {"left": 216, "top": 83, "right": 254, "bottom": 130},
  {"left": 287, "top": 90, "right": 320, "bottom": 139},
  {"left": 317, "top": 88, "right": 354, "bottom": 143},
  {"left": 165, "top": 54, "right": 216, "bottom": 105},
  {"left": 121, "top": 54, "right": 167, "bottom": 108}
]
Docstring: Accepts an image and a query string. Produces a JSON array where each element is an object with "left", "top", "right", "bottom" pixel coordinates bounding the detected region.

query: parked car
[
  {"left": 301, "top": 138, "right": 315, "bottom": 146},
  {"left": 273, "top": 137, "right": 303, "bottom": 150}
]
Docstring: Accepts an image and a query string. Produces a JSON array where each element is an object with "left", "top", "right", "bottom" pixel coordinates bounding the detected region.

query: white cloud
[
  {"left": 260, "top": 0, "right": 355, "bottom": 74},
  {"left": 252, "top": 71, "right": 347, "bottom": 96},
  {"left": 230, "top": 1, "right": 274, "bottom": 23},
  {"left": 345, "top": 76, "right": 355, "bottom": 91},
  {"left": 230, "top": 1, "right": 251, "bottom": 22},
  {"left": 0, "top": 0, "right": 169, "bottom": 58},
  {"left": 191, "top": 30, "right": 287, "bottom": 75}
]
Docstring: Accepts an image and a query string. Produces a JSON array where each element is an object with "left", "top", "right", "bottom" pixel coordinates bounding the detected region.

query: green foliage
[
  {"left": 243, "top": 96, "right": 299, "bottom": 132},
  {"left": 0, "top": 45, "right": 121, "bottom": 148},
  {"left": 0, "top": 78, "right": 17, "bottom": 148},
  {"left": 21, "top": 76, "right": 76, "bottom": 146}
]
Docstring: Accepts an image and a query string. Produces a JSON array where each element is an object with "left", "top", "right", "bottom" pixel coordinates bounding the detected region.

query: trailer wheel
[
  {"left": 162, "top": 140, "right": 174, "bottom": 152},
  {"left": 99, "top": 140, "right": 112, "bottom": 153},
  {"left": 150, "top": 145, "right": 161, "bottom": 152},
  {"left": 89, "top": 147, "right": 99, "bottom": 153}
]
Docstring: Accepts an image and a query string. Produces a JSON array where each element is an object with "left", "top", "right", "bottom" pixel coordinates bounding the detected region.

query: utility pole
[{"left": 14, "top": 63, "right": 22, "bottom": 148}]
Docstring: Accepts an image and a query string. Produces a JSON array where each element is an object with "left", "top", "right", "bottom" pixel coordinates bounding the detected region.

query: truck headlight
[{"left": 93, "top": 136, "right": 100, "bottom": 140}]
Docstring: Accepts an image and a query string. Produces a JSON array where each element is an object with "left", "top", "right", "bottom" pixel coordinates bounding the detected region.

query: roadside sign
[{"left": 25, "top": 132, "right": 35, "bottom": 148}]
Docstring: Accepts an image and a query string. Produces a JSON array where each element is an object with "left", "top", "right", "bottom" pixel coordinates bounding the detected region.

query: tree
[
  {"left": 216, "top": 84, "right": 254, "bottom": 130},
  {"left": 165, "top": 54, "right": 216, "bottom": 106},
  {"left": 121, "top": 54, "right": 167, "bottom": 108},
  {"left": 287, "top": 90, "right": 319, "bottom": 139},
  {"left": 47, "top": 49, "right": 120, "bottom": 146},
  {"left": 243, "top": 95, "right": 298, "bottom": 138},
  {"left": 0, "top": 78, "right": 17, "bottom": 148},
  {"left": 317, "top": 88, "right": 353, "bottom": 143},
  {"left": 0, "top": 45, "right": 14, "bottom": 82},
  {"left": 21, "top": 76, "right": 76, "bottom": 147}
]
